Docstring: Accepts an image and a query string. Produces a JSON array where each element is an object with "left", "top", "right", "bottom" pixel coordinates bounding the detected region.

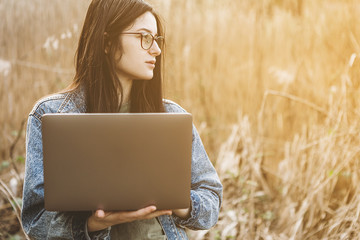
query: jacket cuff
[
  {"left": 71, "top": 214, "right": 110, "bottom": 240},
  {"left": 172, "top": 190, "right": 201, "bottom": 229},
  {"left": 84, "top": 218, "right": 111, "bottom": 240}
]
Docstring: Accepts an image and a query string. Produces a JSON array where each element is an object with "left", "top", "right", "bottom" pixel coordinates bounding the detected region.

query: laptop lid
[{"left": 42, "top": 113, "right": 192, "bottom": 211}]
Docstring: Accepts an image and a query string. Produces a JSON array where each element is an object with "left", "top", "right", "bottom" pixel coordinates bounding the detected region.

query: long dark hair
[{"left": 69, "top": 0, "right": 165, "bottom": 113}]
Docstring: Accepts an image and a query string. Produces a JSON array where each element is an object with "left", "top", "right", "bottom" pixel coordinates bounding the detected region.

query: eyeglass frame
[{"left": 121, "top": 32, "right": 164, "bottom": 50}]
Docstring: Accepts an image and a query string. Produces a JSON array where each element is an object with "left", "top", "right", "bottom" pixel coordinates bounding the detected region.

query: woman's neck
[{"left": 119, "top": 78, "right": 133, "bottom": 105}]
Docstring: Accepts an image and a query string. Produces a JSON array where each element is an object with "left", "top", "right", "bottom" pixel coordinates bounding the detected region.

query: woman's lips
[{"left": 146, "top": 60, "right": 156, "bottom": 68}]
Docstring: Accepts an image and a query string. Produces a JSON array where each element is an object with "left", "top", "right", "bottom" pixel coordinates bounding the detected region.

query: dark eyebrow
[{"left": 135, "top": 28, "right": 158, "bottom": 36}]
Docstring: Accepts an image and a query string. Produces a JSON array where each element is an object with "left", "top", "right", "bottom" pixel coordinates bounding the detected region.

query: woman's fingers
[
  {"left": 133, "top": 205, "right": 157, "bottom": 217},
  {"left": 107, "top": 206, "right": 171, "bottom": 222},
  {"left": 130, "top": 207, "right": 172, "bottom": 220},
  {"left": 143, "top": 210, "right": 172, "bottom": 219},
  {"left": 88, "top": 207, "right": 172, "bottom": 232},
  {"left": 94, "top": 206, "right": 158, "bottom": 221},
  {"left": 93, "top": 206, "right": 172, "bottom": 224}
]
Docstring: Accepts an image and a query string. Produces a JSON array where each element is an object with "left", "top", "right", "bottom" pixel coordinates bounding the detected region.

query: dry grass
[
  {"left": 204, "top": 95, "right": 360, "bottom": 239},
  {"left": 1, "top": 0, "right": 360, "bottom": 239}
]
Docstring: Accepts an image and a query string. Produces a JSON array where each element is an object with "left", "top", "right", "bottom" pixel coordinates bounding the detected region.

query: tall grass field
[{"left": 1, "top": 0, "right": 360, "bottom": 239}]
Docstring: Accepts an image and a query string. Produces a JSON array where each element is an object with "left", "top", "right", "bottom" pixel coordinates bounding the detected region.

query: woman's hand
[
  {"left": 173, "top": 207, "right": 191, "bottom": 219},
  {"left": 87, "top": 206, "right": 172, "bottom": 232},
  {"left": 173, "top": 199, "right": 192, "bottom": 219}
]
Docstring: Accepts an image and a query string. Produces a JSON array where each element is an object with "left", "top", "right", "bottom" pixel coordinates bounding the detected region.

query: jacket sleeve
[
  {"left": 172, "top": 124, "right": 223, "bottom": 230},
  {"left": 21, "top": 114, "right": 110, "bottom": 240}
]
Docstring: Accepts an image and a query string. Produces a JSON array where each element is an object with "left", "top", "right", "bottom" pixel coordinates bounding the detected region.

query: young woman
[{"left": 21, "top": 0, "right": 222, "bottom": 239}]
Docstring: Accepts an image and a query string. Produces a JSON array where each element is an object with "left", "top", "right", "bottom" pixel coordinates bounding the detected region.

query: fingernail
[{"left": 97, "top": 210, "right": 104, "bottom": 218}]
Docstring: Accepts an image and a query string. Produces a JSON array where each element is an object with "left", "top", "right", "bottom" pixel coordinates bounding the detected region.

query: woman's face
[{"left": 114, "top": 11, "right": 161, "bottom": 81}]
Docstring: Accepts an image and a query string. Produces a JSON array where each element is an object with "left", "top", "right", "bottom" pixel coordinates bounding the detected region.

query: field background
[{"left": 1, "top": 0, "right": 360, "bottom": 239}]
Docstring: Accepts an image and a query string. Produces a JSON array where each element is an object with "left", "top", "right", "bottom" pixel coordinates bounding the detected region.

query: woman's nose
[{"left": 149, "top": 41, "right": 161, "bottom": 56}]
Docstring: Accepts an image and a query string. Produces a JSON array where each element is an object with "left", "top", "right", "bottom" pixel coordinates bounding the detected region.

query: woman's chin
[
  {"left": 117, "top": 71, "right": 153, "bottom": 81},
  {"left": 138, "top": 73, "right": 154, "bottom": 80}
]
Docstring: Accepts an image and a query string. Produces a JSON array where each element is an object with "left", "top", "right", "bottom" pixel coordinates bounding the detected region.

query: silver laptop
[{"left": 42, "top": 113, "right": 192, "bottom": 211}]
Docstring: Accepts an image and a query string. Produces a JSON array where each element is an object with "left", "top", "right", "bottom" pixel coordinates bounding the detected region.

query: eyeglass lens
[{"left": 142, "top": 33, "right": 163, "bottom": 50}]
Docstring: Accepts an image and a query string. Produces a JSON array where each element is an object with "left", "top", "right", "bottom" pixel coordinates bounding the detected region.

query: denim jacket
[{"left": 22, "top": 89, "right": 223, "bottom": 240}]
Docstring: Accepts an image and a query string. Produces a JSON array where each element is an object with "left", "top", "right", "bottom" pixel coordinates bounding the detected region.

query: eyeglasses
[{"left": 121, "top": 32, "right": 164, "bottom": 50}]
